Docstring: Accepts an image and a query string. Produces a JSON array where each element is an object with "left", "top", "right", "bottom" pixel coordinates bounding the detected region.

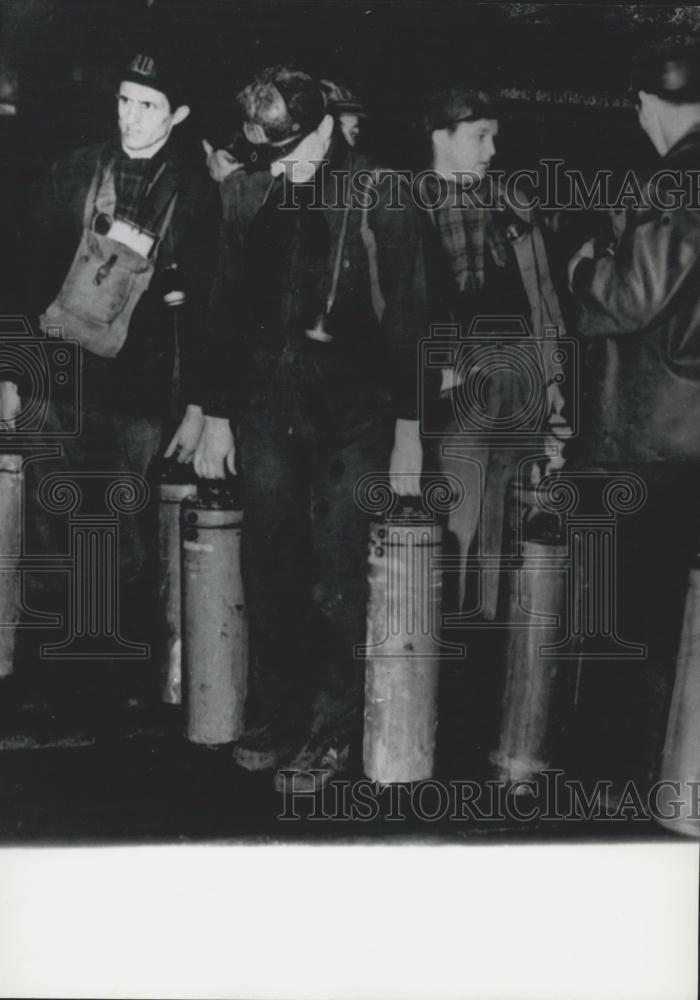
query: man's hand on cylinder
[
  {"left": 389, "top": 417, "right": 423, "bottom": 497},
  {"left": 193, "top": 415, "right": 236, "bottom": 480},
  {"left": 164, "top": 404, "right": 205, "bottom": 463},
  {"left": 0, "top": 380, "right": 21, "bottom": 432},
  {"left": 544, "top": 380, "right": 572, "bottom": 471}
]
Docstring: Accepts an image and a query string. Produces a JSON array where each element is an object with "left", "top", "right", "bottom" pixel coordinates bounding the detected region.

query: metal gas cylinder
[
  {"left": 157, "top": 462, "right": 198, "bottom": 704},
  {"left": 181, "top": 481, "right": 247, "bottom": 745},
  {"left": 655, "top": 557, "right": 700, "bottom": 838},
  {"left": 490, "top": 466, "right": 574, "bottom": 784},
  {"left": 363, "top": 502, "right": 443, "bottom": 784},
  {"left": 0, "top": 453, "right": 22, "bottom": 678}
]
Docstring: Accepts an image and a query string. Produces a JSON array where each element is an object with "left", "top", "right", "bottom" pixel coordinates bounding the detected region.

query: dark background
[
  {"left": 1, "top": 1, "right": 699, "bottom": 306},
  {"left": 4, "top": 2, "right": 693, "bottom": 156}
]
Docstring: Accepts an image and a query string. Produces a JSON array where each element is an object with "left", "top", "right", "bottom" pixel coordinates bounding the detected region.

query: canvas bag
[{"left": 40, "top": 159, "right": 177, "bottom": 359}]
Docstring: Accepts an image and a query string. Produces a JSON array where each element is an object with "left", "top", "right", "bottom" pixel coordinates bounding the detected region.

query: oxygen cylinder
[
  {"left": 363, "top": 503, "right": 443, "bottom": 784},
  {"left": 157, "top": 464, "right": 197, "bottom": 704},
  {"left": 655, "top": 560, "right": 700, "bottom": 838},
  {"left": 490, "top": 467, "right": 573, "bottom": 784},
  {"left": 181, "top": 482, "right": 247, "bottom": 745},
  {"left": 0, "top": 453, "right": 22, "bottom": 679}
]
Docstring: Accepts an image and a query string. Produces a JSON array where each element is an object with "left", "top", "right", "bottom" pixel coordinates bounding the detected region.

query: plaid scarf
[
  {"left": 431, "top": 175, "right": 510, "bottom": 293},
  {"left": 112, "top": 143, "right": 169, "bottom": 233}
]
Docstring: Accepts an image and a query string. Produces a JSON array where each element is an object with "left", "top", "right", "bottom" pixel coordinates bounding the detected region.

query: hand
[
  {"left": 202, "top": 139, "right": 242, "bottom": 184},
  {"left": 0, "top": 380, "right": 20, "bottom": 432},
  {"left": 389, "top": 418, "right": 423, "bottom": 497},
  {"left": 541, "top": 210, "right": 564, "bottom": 235},
  {"left": 164, "top": 404, "right": 205, "bottom": 464},
  {"left": 544, "top": 381, "right": 572, "bottom": 471},
  {"left": 575, "top": 237, "right": 596, "bottom": 260},
  {"left": 610, "top": 208, "right": 627, "bottom": 242},
  {"left": 193, "top": 415, "right": 236, "bottom": 480},
  {"left": 567, "top": 237, "right": 596, "bottom": 288}
]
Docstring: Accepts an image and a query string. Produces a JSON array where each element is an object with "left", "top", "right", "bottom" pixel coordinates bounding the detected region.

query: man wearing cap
[
  {"left": 23, "top": 48, "right": 217, "bottom": 715},
  {"left": 320, "top": 80, "right": 366, "bottom": 148},
  {"left": 177, "top": 64, "right": 430, "bottom": 791},
  {"left": 410, "top": 83, "right": 569, "bottom": 624}
]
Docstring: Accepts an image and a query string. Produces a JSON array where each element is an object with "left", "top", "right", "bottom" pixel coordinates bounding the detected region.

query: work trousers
[
  {"left": 430, "top": 372, "right": 546, "bottom": 621},
  {"left": 237, "top": 393, "right": 393, "bottom": 744},
  {"left": 423, "top": 372, "right": 547, "bottom": 763},
  {"left": 23, "top": 399, "right": 163, "bottom": 659},
  {"left": 571, "top": 462, "right": 700, "bottom": 785}
]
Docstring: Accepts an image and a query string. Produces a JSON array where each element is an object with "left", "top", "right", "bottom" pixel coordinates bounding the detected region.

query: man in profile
[
  {"left": 568, "top": 41, "right": 700, "bottom": 782},
  {"left": 403, "top": 83, "right": 569, "bottom": 620}
]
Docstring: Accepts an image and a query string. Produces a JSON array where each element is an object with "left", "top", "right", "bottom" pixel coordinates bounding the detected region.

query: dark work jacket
[
  {"left": 25, "top": 137, "right": 220, "bottom": 416},
  {"left": 573, "top": 124, "right": 700, "bottom": 464},
  {"left": 421, "top": 184, "right": 566, "bottom": 421},
  {"left": 423, "top": 203, "right": 531, "bottom": 332},
  {"left": 200, "top": 139, "right": 434, "bottom": 444}
]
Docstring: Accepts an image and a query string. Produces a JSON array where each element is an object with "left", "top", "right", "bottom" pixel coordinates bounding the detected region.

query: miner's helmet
[{"left": 237, "top": 64, "right": 329, "bottom": 154}]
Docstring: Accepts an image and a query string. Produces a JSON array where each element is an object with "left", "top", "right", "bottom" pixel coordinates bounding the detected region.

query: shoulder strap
[
  {"left": 83, "top": 151, "right": 111, "bottom": 229},
  {"left": 325, "top": 200, "right": 351, "bottom": 317},
  {"left": 359, "top": 169, "right": 386, "bottom": 323},
  {"left": 146, "top": 192, "right": 177, "bottom": 267},
  {"left": 152, "top": 193, "right": 178, "bottom": 255}
]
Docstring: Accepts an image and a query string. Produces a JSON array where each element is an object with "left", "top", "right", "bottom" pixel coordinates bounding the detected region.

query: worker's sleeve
[
  {"left": 197, "top": 178, "right": 249, "bottom": 421},
  {"left": 22, "top": 158, "right": 80, "bottom": 322},
  {"left": 573, "top": 207, "right": 700, "bottom": 338},
  {"left": 369, "top": 176, "right": 435, "bottom": 421},
  {"left": 176, "top": 178, "right": 222, "bottom": 409}
]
